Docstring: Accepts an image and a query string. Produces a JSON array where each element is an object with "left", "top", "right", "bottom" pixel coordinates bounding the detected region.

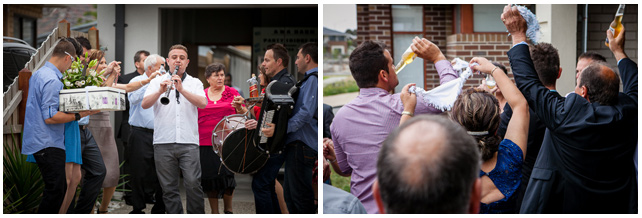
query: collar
[
  {"left": 359, "top": 87, "right": 389, "bottom": 96},
  {"left": 305, "top": 67, "right": 318, "bottom": 75},
  {"left": 271, "top": 68, "right": 289, "bottom": 81},
  {"left": 45, "top": 61, "right": 63, "bottom": 79}
]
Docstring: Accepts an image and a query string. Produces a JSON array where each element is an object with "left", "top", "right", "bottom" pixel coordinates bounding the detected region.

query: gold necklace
[{"left": 209, "top": 87, "right": 224, "bottom": 104}]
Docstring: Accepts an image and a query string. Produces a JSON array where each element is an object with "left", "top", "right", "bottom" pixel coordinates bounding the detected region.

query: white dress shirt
[{"left": 144, "top": 73, "right": 205, "bottom": 145}]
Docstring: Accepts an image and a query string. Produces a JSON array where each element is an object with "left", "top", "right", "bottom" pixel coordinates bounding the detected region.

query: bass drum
[
  {"left": 211, "top": 114, "right": 247, "bottom": 156},
  {"left": 220, "top": 128, "right": 268, "bottom": 174}
]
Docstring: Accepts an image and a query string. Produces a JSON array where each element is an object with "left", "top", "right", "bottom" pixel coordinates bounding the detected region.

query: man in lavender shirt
[{"left": 325, "top": 39, "right": 458, "bottom": 213}]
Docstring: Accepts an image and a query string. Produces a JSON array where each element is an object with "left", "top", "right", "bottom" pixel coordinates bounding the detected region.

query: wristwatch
[{"left": 75, "top": 113, "right": 81, "bottom": 121}]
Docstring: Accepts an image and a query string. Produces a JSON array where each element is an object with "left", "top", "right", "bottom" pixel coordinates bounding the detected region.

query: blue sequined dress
[{"left": 479, "top": 139, "right": 523, "bottom": 214}]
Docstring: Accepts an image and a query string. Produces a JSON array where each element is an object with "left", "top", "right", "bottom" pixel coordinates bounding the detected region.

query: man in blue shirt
[
  {"left": 126, "top": 54, "right": 165, "bottom": 214},
  {"left": 283, "top": 42, "right": 318, "bottom": 213},
  {"left": 21, "top": 39, "right": 97, "bottom": 213},
  {"left": 261, "top": 42, "right": 318, "bottom": 213}
]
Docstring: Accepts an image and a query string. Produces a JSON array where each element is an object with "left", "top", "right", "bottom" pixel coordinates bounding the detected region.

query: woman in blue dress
[
  {"left": 450, "top": 57, "right": 529, "bottom": 213},
  {"left": 59, "top": 119, "right": 83, "bottom": 214}
]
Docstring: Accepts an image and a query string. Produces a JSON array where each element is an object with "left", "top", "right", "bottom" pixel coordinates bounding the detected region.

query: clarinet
[{"left": 160, "top": 65, "right": 180, "bottom": 105}]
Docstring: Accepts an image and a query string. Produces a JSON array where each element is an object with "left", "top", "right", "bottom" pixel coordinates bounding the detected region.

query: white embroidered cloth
[{"left": 408, "top": 58, "right": 477, "bottom": 111}]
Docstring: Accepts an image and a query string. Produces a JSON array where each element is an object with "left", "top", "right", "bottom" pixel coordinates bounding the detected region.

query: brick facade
[
  {"left": 446, "top": 33, "right": 513, "bottom": 89},
  {"left": 356, "top": 4, "right": 392, "bottom": 46},
  {"left": 577, "top": 4, "right": 638, "bottom": 69}
]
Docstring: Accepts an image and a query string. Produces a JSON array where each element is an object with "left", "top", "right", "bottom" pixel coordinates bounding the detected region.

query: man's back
[{"left": 509, "top": 44, "right": 638, "bottom": 213}]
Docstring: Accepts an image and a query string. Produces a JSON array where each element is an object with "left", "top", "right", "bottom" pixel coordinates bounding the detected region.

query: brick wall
[
  {"left": 422, "top": 5, "right": 452, "bottom": 90},
  {"left": 577, "top": 4, "right": 638, "bottom": 70},
  {"left": 446, "top": 33, "right": 513, "bottom": 89},
  {"left": 356, "top": 4, "right": 392, "bottom": 47},
  {"left": 356, "top": 5, "right": 514, "bottom": 90}
]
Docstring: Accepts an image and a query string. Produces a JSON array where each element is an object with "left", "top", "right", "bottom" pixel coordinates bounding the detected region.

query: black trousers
[
  {"left": 33, "top": 147, "right": 67, "bottom": 214},
  {"left": 127, "top": 127, "right": 165, "bottom": 213},
  {"left": 67, "top": 127, "right": 106, "bottom": 214}
]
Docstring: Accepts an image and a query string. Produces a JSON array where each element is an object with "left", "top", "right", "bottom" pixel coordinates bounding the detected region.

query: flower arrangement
[{"left": 61, "top": 53, "right": 105, "bottom": 89}]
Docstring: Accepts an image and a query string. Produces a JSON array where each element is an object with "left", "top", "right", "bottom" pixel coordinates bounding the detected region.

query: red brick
[
  {"left": 480, "top": 45, "right": 494, "bottom": 50},
  {"left": 464, "top": 45, "right": 479, "bottom": 50}
]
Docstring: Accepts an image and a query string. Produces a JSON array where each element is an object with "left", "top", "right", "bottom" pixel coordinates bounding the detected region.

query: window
[
  {"left": 473, "top": 5, "right": 506, "bottom": 32},
  {"left": 12, "top": 15, "right": 37, "bottom": 47},
  {"left": 392, "top": 5, "right": 424, "bottom": 93}
]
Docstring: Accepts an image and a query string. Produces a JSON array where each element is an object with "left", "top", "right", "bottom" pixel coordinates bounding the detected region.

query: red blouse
[{"left": 197, "top": 86, "right": 240, "bottom": 146}]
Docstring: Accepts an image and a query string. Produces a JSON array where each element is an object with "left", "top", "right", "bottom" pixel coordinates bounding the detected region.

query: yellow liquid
[
  {"left": 605, "top": 15, "right": 623, "bottom": 47},
  {"left": 395, "top": 52, "right": 416, "bottom": 74}
]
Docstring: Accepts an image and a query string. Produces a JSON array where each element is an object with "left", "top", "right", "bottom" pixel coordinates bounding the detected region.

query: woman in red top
[{"left": 197, "top": 63, "right": 243, "bottom": 214}]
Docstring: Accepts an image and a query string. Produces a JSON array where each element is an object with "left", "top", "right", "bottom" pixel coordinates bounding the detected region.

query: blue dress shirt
[
  {"left": 128, "top": 73, "right": 155, "bottom": 129},
  {"left": 285, "top": 67, "right": 318, "bottom": 151},
  {"left": 22, "top": 61, "right": 65, "bottom": 154}
]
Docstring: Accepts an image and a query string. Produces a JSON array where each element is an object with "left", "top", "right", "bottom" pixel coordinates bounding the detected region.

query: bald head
[
  {"left": 376, "top": 115, "right": 480, "bottom": 213},
  {"left": 575, "top": 62, "right": 620, "bottom": 106}
]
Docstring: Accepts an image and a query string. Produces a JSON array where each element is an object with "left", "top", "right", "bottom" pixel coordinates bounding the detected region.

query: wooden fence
[{"left": 3, "top": 19, "right": 99, "bottom": 152}]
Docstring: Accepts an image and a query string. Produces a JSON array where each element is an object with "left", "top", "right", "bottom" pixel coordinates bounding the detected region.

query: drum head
[
  {"left": 221, "top": 128, "right": 268, "bottom": 174},
  {"left": 212, "top": 115, "right": 247, "bottom": 152}
]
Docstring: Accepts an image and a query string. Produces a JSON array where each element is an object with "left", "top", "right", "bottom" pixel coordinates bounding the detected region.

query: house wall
[{"left": 577, "top": 4, "right": 637, "bottom": 69}]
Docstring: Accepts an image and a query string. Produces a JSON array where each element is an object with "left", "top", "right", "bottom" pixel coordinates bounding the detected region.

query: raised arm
[
  {"left": 113, "top": 71, "right": 160, "bottom": 92},
  {"left": 607, "top": 25, "right": 637, "bottom": 102},
  {"left": 503, "top": 5, "right": 566, "bottom": 131},
  {"left": 471, "top": 57, "right": 529, "bottom": 158}
]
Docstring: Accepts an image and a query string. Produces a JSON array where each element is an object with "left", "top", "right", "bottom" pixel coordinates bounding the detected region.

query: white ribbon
[
  {"left": 408, "top": 58, "right": 476, "bottom": 111},
  {"left": 84, "top": 86, "right": 98, "bottom": 110}
]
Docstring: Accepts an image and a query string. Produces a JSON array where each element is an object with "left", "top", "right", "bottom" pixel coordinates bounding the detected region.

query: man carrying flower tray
[{"left": 22, "top": 38, "right": 100, "bottom": 214}]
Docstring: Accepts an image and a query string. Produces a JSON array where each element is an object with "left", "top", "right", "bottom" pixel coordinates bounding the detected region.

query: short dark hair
[
  {"left": 530, "top": 42, "right": 560, "bottom": 86},
  {"left": 349, "top": 41, "right": 389, "bottom": 88},
  {"left": 205, "top": 63, "right": 226, "bottom": 79},
  {"left": 578, "top": 51, "right": 607, "bottom": 63},
  {"left": 134, "top": 50, "right": 150, "bottom": 63},
  {"left": 378, "top": 115, "right": 480, "bottom": 213},
  {"left": 579, "top": 63, "right": 620, "bottom": 106},
  {"left": 53, "top": 38, "right": 77, "bottom": 58},
  {"left": 299, "top": 42, "right": 318, "bottom": 63},
  {"left": 64, "top": 37, "right": 83, "bottom": 57},
  {"left": 75, "top": 36, "right": 91, "bottom": 50},
  {"left": 267, "top": 43, "right": 289, "bottom": 68},
  {"left": 169, "top": 44, "right": 188, "bottom": 58}
]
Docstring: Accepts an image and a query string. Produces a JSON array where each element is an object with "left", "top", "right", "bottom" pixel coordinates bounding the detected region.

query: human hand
[
  {"left": 148, "top": 71, "right": 161, "bottom": 80},
  {"left": 245, "top": 119, "right": 258, "bottom": 130},
  {"left": 171, "top": 74, "right": 183, "bottom": 93},
  {"left": 159, "top": 80, "right": 172, "bottom": 94},
  {"left": 105, "top": 61, "right": 122, "bottom": 76},
  {"left": 400, "top": 83, "right": 417, "bottom": 113},
  {"left": 323, "top": 138, "right": 337, "bottom": 161},
  {"left": 606, "top": 26, "right": 627, "bottom": 61},
  {"left": 477, "top": 79, "right": 500, "bottom": 94},
  {"left": 469, "top": 57, "right": 496, "bottom": 75},
  {"left": 261, "top": 123, "right": 275, "bottom": 137},
  {"left": 232, "top": 96, "right": 245, "bottom": 109},
  {"left": 501, "top": 4, "right": 527, "bottom": 44},
  {"left": 411, "top": 37, "right": 446, "bottom": 63},
  {"left": 79, "top": 110, "right": 100, "bottom": 118}
]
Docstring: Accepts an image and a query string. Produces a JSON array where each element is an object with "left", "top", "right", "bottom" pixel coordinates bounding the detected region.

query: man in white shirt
[{"left": 142, "top": 45, "right": 208, "bottom": 214}]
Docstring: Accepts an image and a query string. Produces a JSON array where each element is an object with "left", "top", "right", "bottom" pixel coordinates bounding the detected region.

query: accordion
[{"left": 253, "top": 80, "right": 295, "bottom": 155}]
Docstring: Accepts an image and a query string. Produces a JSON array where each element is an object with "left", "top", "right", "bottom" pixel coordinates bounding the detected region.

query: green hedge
[{"left": 324, "top": 80, "right": 359, "bottom": 96}]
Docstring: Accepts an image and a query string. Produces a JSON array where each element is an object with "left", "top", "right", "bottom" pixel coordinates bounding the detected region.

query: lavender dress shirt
[{"left": 330, "top": 60, "right": 458, "bottom": 213}]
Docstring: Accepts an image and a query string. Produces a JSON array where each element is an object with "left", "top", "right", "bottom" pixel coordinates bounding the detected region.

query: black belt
[{"left": 131, "top": 125, "right": 154, "bottom": 133}]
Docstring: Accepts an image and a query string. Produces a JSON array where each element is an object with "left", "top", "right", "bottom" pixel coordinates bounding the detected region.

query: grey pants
[{"left": 154, "top": 143, "right": 204, "bottom": 214}]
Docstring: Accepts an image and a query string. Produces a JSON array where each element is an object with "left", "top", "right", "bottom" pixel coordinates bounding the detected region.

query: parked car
[{"left": 4, "top": 36, "right": 36, "bottom": 93}]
